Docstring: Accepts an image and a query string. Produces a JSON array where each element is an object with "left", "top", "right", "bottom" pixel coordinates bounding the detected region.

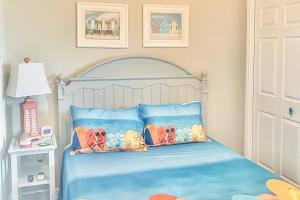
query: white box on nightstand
[{"left": 8, "top": 135, "right": 57, "bottom": 200}]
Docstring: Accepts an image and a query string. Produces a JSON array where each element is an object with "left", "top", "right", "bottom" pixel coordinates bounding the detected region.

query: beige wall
[{"left": 4, "top": 0, "right": 246, "bottom": 153}]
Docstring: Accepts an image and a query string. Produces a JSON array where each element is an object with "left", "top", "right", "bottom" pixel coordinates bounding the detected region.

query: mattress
[{"left": 59, "top": 140, "right": 277, "bottom": 200}]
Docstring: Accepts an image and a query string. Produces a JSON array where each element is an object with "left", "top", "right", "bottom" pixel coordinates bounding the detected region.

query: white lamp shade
[{"left": 6, "top": 62, "right": 52, "bottom": 97}]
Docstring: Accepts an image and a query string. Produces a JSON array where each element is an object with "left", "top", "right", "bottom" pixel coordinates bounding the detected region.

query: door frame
[{"left": 244, "top": 0, "right": 256, "bottom": 160}]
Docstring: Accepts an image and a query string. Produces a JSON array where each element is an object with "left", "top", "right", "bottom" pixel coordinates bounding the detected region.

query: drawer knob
[{"left": 289, "top": 107, "right": 294, "bottom": 116}]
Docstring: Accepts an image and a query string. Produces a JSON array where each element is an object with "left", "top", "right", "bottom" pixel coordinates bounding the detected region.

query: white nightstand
[{"left": 8, "top": 136, "right": 57, "bottom": 200}]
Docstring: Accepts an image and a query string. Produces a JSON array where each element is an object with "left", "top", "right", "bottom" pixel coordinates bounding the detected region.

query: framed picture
[
  {"left": 77, "top": 2, "right": 128, "bottom": 48},
  {"left": 143, "top": 4, "right": 189, "bottom": 47}
]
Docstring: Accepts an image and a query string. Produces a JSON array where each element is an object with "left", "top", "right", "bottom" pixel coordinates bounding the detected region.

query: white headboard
[{"left": 56, "top": 56, "right": 208, "bottom": 155}]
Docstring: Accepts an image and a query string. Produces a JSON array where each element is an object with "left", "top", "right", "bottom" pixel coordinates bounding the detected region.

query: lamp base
[{"left": 21, "top": 96, "right": 39, "bottom": 136}]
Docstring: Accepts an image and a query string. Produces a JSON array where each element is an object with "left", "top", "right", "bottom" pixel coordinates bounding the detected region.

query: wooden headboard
[{"left": 56, "top": 56, "right": 208, "bottom": 155}]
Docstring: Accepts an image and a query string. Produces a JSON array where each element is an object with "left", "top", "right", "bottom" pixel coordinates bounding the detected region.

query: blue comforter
[{"left": 59, "top": 140, "right": 277, "bottom": 200}]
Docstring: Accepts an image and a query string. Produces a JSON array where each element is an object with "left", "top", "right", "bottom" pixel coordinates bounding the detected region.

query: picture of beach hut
[
  {"left": 160, "top": 20, "right": 170, "bottom": 34},
  {"left": 170, "top": 20, "right": 179, "bottom": 34},
  {"left": 146, "top": 6, "right": 187, "bottom": 46},
  {"left": 85, "top": 11, "right": 121, "bottom": 40},
  {"left": 97, "top": 17, "right": 107, "bottom": 30},
  {"left": 151, "top": 15, "right": 181, "bottom": 35},
  {"left": 110, "top": 20, "right": 116, "bottom": 30},
  {"left": 86, "top": 16, "right": 97, "bottom": 32},
  {"left": 152, "top": 20, "right": 161, "bottom": 33}
]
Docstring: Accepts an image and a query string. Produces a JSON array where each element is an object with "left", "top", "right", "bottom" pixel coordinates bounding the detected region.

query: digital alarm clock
[{"left": 41, "top": 126, "right": 53, "bottom": 137}]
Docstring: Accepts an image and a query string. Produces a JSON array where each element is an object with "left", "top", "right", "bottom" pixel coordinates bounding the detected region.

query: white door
[{"left": 253, "top": 0, "right": 300, "bottom": 186}]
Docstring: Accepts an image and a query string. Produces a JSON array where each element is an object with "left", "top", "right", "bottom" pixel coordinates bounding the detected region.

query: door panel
[
  {"left": 285, "top": 2, "right": 300, "bottom": 26},
  {"left": 261, "top": 7, "right": 278, "bottom": 27},
  {"left": 254, "top": 0, "right": 300, "bottom": 186},
  {"left": 283, "top": 0, "right": 300, "bottom": 36},
  {"left": 281, "top": 119, "right": 300, "bottom": 184},
  {"left": 283, "top": 38, "right": 300, "bottom": 101},
  {"left": 259, "top": 0, "right": 279, "bottom": 8},
  {"left": 258, "top": 111, "right": 275, "bottom": 171},
  {"left": 259, "top": 38, "right": 277, "bottom": 96}
]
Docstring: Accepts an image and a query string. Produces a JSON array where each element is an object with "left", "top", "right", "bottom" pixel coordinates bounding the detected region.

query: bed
[
  {"left": 56, "top": 57, "right": 277, "bottom": 200},
  {"left": 60, "top": 140, "right": 277, "bottom": 200}
]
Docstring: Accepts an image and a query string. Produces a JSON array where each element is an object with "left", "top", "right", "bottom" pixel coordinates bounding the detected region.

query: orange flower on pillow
[{"left": 157, "top": 126, "right": 168, "bottom": 144}]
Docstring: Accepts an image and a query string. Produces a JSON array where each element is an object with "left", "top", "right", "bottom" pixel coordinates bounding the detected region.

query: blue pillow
[
  {"left": 139, "top": 102, "right": 207, "bottom": 146},
  {"left": 70, "top": 106, "right": 145, "bottom": 150}
]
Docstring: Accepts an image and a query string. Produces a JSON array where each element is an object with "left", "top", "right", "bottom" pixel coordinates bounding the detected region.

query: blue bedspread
[{"left": 59, "top": 140, "right": 277, "bottom": 200}]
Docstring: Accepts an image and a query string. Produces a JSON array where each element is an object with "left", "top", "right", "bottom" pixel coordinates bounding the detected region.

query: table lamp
[{"left": 6, "top": 58, "right": 52, "bottom": 147}]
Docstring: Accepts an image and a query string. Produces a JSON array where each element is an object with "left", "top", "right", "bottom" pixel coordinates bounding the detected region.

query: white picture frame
[
  {"left": 77, "top": 2, "right": 128, "bottom": 48},
  {"left": 143, "top": 4, "right": 189, "bottom": 48}
]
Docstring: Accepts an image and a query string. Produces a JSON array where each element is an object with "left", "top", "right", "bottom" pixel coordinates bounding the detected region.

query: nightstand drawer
[{"left": 19, "top": 185, "right": 50, "bottom": 200}]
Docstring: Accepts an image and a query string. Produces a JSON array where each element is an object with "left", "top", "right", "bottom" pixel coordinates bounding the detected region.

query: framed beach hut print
[
  {"left": 143, "top": 4, "right": 189, "bottom": 47},
  {"left": 77, "top": 2, "right": 128, "bottom": 48}
]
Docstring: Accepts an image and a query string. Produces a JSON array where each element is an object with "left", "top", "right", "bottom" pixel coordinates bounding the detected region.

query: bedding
[
  {"left": 139, "top": 102, "right": 207, "bottom": 146},
  {"left": 70, "top": 106, "right": 146, "bottom": 153},
  {"left": 59, "top": 139, "right": 278, "bottom": 200}
]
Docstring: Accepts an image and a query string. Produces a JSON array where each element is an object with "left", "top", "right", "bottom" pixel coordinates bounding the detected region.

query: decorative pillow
[
  {"left": 70, "top": 127, "right": 147, "bottom": 155},
  {"left": 139, "top": 102, "right": 207, "bottom": 146},
  {"left": 70, "top": 106, "right": 147, "bottom": 154}
]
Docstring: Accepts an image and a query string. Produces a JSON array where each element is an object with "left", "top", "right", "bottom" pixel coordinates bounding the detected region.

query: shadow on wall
[
  {"left": 0, "top": 138, "right": 10, "bottom": 200},
  {"left": 0, "top": 63, "right": 12, "bottom": 200}
]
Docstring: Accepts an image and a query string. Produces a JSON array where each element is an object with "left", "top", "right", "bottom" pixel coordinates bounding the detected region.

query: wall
[
  {"left": 4, "top": 0, "right": 246, "bottom": 155},
  {"left": 0, "top": 0, "right": 9, "bottom": 198}
]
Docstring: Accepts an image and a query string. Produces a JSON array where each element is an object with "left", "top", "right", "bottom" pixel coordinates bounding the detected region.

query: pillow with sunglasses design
[
  {"left": 139, "top": 102, "right": 207, "bottom": 146},
  {"left": 70, "top": 105, "right": 145, "bottom": 150},
  {"left": 70, "top": 127, "right": 147, "bottom": 155}
]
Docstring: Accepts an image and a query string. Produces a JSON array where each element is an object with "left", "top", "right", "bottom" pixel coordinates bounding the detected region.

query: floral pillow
[
  {"left": 70, "top": 127, "right": 147, "bottom": 155},
  {"left": 139, "top": 102, "right": 207, "bottom": 146}
]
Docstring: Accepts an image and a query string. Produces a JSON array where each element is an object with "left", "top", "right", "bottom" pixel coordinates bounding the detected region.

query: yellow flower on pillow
[
  {"left": 191, "top": 124, "right": 207, "bottom": 142},
  {"left": 122, "top": 130, "right": 147, "bottom": 151}
]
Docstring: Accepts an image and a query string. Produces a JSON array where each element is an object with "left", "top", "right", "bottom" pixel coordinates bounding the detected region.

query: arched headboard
[{"left": 56, "top": 56, "right": 208, "bottom": 153}]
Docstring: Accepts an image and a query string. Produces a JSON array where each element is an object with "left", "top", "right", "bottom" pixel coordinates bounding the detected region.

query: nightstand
[{"left": 8, "top": 136, "right": 57, "bottom": 200}]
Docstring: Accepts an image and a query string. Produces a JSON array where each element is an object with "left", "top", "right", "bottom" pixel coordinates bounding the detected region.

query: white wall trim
[{"left": 244, "top": 0, "right": 255, "bottom": 160}]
